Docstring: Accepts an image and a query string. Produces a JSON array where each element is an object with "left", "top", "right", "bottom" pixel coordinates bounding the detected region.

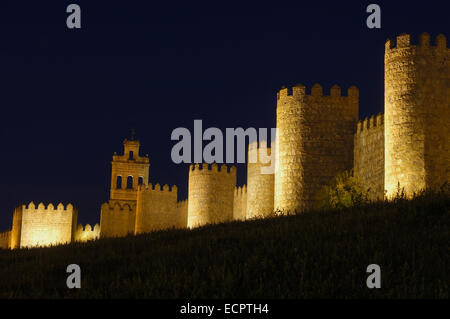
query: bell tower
[{"left": 110, "top": 131, "right": 150, "bottom": 203}]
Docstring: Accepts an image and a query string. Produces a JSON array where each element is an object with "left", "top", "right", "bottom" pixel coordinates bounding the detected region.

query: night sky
[{"left": 0, "top": 1, "right": 448, "bottom": 229}]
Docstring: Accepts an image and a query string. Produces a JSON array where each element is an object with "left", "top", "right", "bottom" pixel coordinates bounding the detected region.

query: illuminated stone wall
[
  {"left": 233, "top": 185, "right": 247, "bottom": 221},
  {"left": 135, "top": 183, "right": 182, "bottom": 234},
  {"left": 275, "top": 84, "right": 359, "bottom": 213},
  {"left": 74, "top": 224, "right": 100, "bottom": 242},
  {"left": 187, "top": 164, "right": 236, "bottom": 228},
  {"left": 10, "top": 206, "right": 23, "bottom": 249},
  {"left": 0, "top": 231, "right": 10, "bottom": 249},
  {"left": 177, "top": 199, "right": 189, "bottom": 228},
  {"left": 10, "top": 202, "right": 77, "bottom": 248},
  {"left": 99, "top": 201, "right": 136, "bottom": 238},
  {"left": 246, "top": 141, "right": 274, "bottom": 218},
  {"left": 385, "top": 33, "right": 450, "bottom": 196},
  {"left": 354, "top": 114, "right": 385, "bottom": 200},
  {"left": 3, "top": 31, "right": 448, "bottom": 249}
]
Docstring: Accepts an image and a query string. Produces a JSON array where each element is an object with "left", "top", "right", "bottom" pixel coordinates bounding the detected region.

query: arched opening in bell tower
[
  {"left": 116, "top": 176, "right": 122, "bottom": 189},
  {"left": 126, "top": 176, "right": 133, "bottom": 189}
]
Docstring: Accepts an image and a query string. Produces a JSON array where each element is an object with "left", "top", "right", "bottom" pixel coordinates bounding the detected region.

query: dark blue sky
[{"left": 0, "top": 1, "right": 448, "bottom": 229}]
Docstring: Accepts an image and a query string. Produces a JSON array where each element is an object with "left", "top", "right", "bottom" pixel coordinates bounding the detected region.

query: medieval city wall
[
  {"left": 246, "top": 141, "right": 274, "bottom": 218},
  {"left": 177, "top": 199, "right": 188, "bottom": 228},
  {"left": 233, "top": 185, "right": 247, "bottom": 221},
  {"left": 0, "top": 231, "right": 10, "bottom": 249},
  {"left": 2, "top": 31, "right": 448, "bottom": 250},
  {"left": 11, "top": 202, "right": 77, "bottom": 248},
  {"left": 354, "top": 114, "right": 385, "bottom": 200},
  {"left": 275, "top": 84, "right": 359, "bottom": 213},
  {"left": 385, "top": 33, "right": 450, "bottom": 196},
  {"left": 74, "top": 224, "right": 100, "bottom": 242},
  {"left": 100, "top": 201, "right": 136, "bottom": 238},
  {"left": 135, "top": 183, "right": 181, "bottom": 234},
  {"left": 187, "top": 164, "right": 236, "bottom": 228},
  {"left": 10, "top": 206, "right": 23, "bottom": 249}
]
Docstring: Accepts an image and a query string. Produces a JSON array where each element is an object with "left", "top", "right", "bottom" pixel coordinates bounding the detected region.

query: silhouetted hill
[{"left": 0, "top": 191, "right": 448, "bottom": 298}]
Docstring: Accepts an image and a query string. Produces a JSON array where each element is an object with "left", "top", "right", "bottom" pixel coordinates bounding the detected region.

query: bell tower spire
[{"left": 110, "top": 132, "right": 150, "bottom": 202}]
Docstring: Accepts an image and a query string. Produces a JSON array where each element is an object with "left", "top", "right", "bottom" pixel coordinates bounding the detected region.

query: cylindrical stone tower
[
  {"left": 187, "top": 163, "right": 236, "bottom": 228},
  {"left": 274, "top": 84, "right": 305, "bottom": 213},
  {"left": 274, "top": 83, "right": 359, "bottom": 213},
  {"left": 246, "top": 141, "right": 275, "bottom": 218},
  {"left": 385, "top": 33, "right": 450, "bottom": 197}
]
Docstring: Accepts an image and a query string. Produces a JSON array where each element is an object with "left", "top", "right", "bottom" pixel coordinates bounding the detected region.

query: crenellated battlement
[
  {"left": 138, "top": 183, "right": 178, "bottom": 193},
  {"left": 248, "top": 139, "right": 270, "bottom": 150},
  {"left": 0, "top": 231, "right": 10, "bottom": 239},
  {"left": 177, "top": 199, "right": 188, "bottom": 209},
  {"left": 247, "top": 138, "right": 275, "bottom": 218},
  {"left": 23, "top": 201, "right": 74, "bottom": 212},
  {"left": 233, "top": 185, "right": 247, "bottom": 221},
  {"left": 234, "top": 185, "right": 247, "bottom": 197},
  {"left": 75, "top": 224, "right": 100, "bottom": 242},
  {"left": 188, "top": 162, "right": 236, "bottom": 228},
  {"left": 11, "top": 202, "right": 78, "bottom": 248},
  {"left": 248, "top": 140, "right": 272, "bottom": 165},
  {"left": 356, "top": 113, "right": 384, "bottom": 135},
  {"left": 189, "top": 163, "right": 237, "bottom": 175},
  {"left": 76, "top": 223, "right": 100, "bottom": 233},
  {"left": 385, "top": 33, "right": 448, "bottom": 53},
  {"left": 248, "top": 140, "right": 271, "bottom": 152},
  {"left": 354, "top": 112, "right": 385, "bottom": 201},
  {"left": 277, "top": 83, "right": 359, "bottom": 100},
  {"left": 135, "top": 182, "right": 183, "bottom": 234},
  {"left": 101, "top": 201, "right": 135, "bottom": 212},
  {"left": 100, "top": 200, "right": 136, "bottom": 238}
]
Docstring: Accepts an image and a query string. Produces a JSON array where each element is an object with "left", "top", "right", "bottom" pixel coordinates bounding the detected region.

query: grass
[{"left": 0, "top": 190, "right": 448, "bottom": 299}]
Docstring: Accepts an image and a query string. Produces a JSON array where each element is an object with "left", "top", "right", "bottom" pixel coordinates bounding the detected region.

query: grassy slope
[{"left": 0, "top": 193, "right": 448, "bottom": 299}]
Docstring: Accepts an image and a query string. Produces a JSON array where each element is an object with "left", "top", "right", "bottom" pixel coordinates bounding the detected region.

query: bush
[{"left": 314, "top": 170, "right": 370, "bottom": 210}]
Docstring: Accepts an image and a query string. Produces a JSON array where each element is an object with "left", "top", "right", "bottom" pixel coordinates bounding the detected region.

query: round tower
[
  {"left": 274, "top": 84, "right": 359, "bottom": 213},
  {"left": 187, "top": 163, "right": 236, "bottom": 228},
  {"left": 274, "top": 84, "right": 306, "bottom": 213},
  {"left": 385, "top": 33, "right": 450, "bottom": 196},
  {"left": 246, "top": 141, "right": 274, "bottom": 218}
]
